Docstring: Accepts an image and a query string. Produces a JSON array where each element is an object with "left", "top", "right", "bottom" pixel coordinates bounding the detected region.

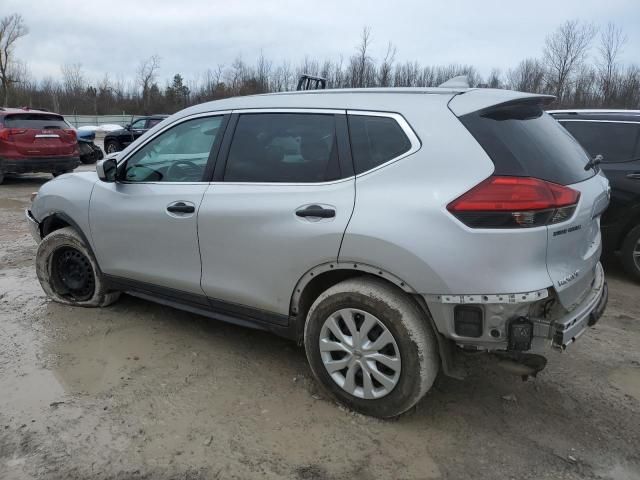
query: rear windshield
[
  {"left": 460, "top": 103, "right": 594, "bottom": 185},
  {"left": 3, "top": 114, "right": 70, "bottom": 130}
]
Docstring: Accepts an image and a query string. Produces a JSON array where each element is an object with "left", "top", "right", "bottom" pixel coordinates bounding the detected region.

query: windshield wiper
[{"left": 585, "top": 154, "right": 604, "bottom": 171}]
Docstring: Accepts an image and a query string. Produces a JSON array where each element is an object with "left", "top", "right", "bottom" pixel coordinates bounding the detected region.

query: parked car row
[
  {"left": 0, "top": 108, "right": 167, "bottom": 184},
  {"left": 26, "top": 84, "right": 614, "bottom": 418}
]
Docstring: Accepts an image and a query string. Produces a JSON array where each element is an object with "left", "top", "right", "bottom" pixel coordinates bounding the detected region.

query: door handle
[
  {"left": 295, "top": 205, "right": 336, "bottom": 218},
  {"left": 626, "top": 173, "right": 640, "bottom": 180},
  {"left": 167, "top": 202, "right": 195, "bottom": 214}
]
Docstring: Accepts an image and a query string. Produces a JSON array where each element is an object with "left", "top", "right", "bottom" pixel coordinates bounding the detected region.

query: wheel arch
[
  {"left": 40, "top": 212, "right": 93, "bottom": 252},
  {"left": 290, "top": 262, "right": 460, "bottom": 378}
]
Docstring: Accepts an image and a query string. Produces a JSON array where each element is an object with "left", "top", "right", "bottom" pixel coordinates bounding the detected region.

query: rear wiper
[{"left": 585, "top": 154, "right": 603, "bottom": 171}]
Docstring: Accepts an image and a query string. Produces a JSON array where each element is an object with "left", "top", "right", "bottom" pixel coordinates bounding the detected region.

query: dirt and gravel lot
[{"left": 1, "top": 167, "right": 639, "bottom": 480}]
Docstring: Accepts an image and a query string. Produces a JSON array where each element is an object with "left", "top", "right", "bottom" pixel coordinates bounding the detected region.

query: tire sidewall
[
  {"left": 36, "top": 227, "right": 114, "bottom": 307},
  {"left": 622, "top": 224, "right": 640, "bottom": 281},
  {"left": 304, "top": 284, "right": 436, "bottom": 418}
]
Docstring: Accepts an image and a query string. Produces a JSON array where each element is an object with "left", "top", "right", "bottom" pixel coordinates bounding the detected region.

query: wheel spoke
[
  {"left": 358, "top": 314, "right": 377, "bottom": 345},
  {"left": 326, "top": 316, "right": 351, "bottom": 346},
  {"left": 343, "top": 363, "right": 357, "bottom": 394},
  {"left": 360, "top": 363, "right": 375, "bottom": 399},
  {"left": 365, "top": 330, "right": 393, "bottom": 352},
  {"left": 368, "top": 364, "right": 397, "bottom": 391},
  {"left": 366, "top": 353, "right": 400, "bottom": 372},
  {"left": 340, "top": 310, "right": 359, "bottom": 341},
  {"left": 320, "top": 338, "right": 350, "bottom": 353},
  {"left": 324, "top": 355, "right": 352, "bottom": 373}
]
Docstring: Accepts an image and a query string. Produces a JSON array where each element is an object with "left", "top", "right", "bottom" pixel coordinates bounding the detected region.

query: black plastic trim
[{"left": 103, "top": 274, "right": 294, "bottom": 336}]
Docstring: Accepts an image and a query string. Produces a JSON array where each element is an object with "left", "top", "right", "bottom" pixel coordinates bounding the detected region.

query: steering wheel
[{"left": 166, "top": 160, "right": 201, "bottom": 181}]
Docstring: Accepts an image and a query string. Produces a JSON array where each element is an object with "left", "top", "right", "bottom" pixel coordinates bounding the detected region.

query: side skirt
[{"left": 103, "top": 275, "right": 296, "bottom": 340}]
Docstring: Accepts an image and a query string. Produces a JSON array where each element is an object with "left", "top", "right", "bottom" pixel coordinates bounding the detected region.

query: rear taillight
[
  {"left": 64, "top": 129, "right": 77, "bottom": 141},
  {"left": 0, "top": 128, "right": 27, "bottom": 141},
  {"left": 447, "top": 176, "right": 580, "bottom": 228}
]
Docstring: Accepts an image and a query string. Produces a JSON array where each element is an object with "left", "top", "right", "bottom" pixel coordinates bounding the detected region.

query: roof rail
[
  {"left": 438, "top": 75, "right": 470, "bottom": 89},
  {"left": 296, "top": 74, "right": 327, "bottom": 91}
]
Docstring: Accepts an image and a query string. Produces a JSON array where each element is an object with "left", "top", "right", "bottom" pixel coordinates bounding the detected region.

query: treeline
[{"left": 2, "top": 18, "right": 640, "bottom": 115}]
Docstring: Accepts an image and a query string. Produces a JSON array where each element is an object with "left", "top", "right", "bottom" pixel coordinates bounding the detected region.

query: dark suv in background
[
  {"left": 551, "top": 110, "right": 640, "bottom": 280},
  {"left": 103, "top": 115, "right": 168, "bottom": 153},
  {"left": 0, "top": 108, "right": 80, "bottom": 184}
]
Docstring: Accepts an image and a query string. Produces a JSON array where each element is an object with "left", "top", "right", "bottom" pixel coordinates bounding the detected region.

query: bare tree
[
  {"left": 598, "top": 22, "right": 626, "bottom": 104},
  {"left": 137, "top": 54, "right": 161, "bottom": 113},
  {"left": 507, "top": 58, "right": 546, "bottom": 93},
  {"left": 377, "top": 42, "right": 397, "bottom": 87},
  {"left": 543, "top": 20, "right": 597, "bottom": 103},
  {"left": 0, "top": 13, "right": 28, "bottom": 106},
  {"left": 351, "top": 26, "right": 373, "bottom": 87}
]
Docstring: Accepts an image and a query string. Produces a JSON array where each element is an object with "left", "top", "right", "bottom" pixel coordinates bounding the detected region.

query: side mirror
[
  {"left": 96, "top": 158, "right": 117, "bottom": 182},
  {"left": 124, "top": 124, "right": 131, "bottom": 130}
]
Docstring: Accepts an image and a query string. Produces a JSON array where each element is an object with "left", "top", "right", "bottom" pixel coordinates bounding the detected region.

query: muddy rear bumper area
[
  {"left": 551, "top": 262, "right": 607, "bottom": 349},
  {"left": 1, "top": 156, "right": 80, "bottom": 174}
]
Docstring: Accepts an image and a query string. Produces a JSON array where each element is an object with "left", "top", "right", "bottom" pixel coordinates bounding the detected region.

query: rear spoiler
[{"left": 448, "top": 89, "right": 555, "bottom": 117}]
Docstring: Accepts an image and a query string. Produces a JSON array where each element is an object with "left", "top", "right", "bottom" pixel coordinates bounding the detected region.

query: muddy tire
[
  {"left": 36, "top": 226, "right": 120, "bottom": 307},
  {"left": 304, "top": 277, "right": 439, "bottom": 418},
  {"left": 0, "top": 171, "right": 4, "bottom": 184},
  {"left": 621, "top": 224, "right": 640, "bottom": 282}
]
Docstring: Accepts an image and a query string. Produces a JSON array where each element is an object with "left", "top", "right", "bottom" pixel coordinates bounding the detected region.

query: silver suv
[{"left": 26, "top": 86, "right": 609, "bottom": 417}]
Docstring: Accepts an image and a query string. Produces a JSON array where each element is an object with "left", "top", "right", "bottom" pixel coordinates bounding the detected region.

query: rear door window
[
  {"left": 4, "top": 114, "right": 70, "bottom": 130},
  {"left": 348, "top": 115, "right": 412, "bottom": 174},
  {"left": 460, "top": 104, "right": 594, "bottom": 185},
  {"left": 560, "top": 121, "right": 640, "bottom": 163},
  {"left": 224, "top": 113, "right": 341, "bottom": 183}
]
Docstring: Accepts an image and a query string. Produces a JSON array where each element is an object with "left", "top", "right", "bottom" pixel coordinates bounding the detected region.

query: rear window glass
[
  {"left": 4, "top": 114, "right": 70, "bottom": 130},
  {"left": 460, "top": 104, "right": 594, "bottom": 185},
  {"left": 348, "top": 115, "right": 412, "bottom": 174},
  {"left": 560, "top": 121, "right": 640, "bottom": 163}
]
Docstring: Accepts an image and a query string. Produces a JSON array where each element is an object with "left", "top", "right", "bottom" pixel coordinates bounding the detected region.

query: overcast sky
[{"left": 4, "top": 0, "right": 640, "bottom": 85}]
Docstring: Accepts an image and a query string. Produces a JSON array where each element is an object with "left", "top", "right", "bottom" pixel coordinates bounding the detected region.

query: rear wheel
[
  {"left": 36, "top": 226, "right": 120, "bottom": 307},
  {"left": 304, "top": 277, "right": 439, "bottom": 418},
  {"left": 0, "top": 171, "right": 4, "bottom": 184},
  {"left": 621, "top": 224, "right": 640, "bottom": 282},
  {"left": 105, "top": 140, "right": 120, "bottom": 154}
]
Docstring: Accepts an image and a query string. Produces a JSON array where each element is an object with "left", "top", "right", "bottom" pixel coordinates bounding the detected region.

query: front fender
[{"left": 31, "top": 172, "right": 98, "bottom": 250}]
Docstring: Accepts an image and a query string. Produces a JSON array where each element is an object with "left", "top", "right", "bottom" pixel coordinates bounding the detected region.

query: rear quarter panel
[{"left": 340, "top": 96, "right": 553, "bottom": 295}]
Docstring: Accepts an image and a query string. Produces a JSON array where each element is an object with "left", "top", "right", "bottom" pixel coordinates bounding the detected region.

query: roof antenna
[{"left": 438, "top": 75, "right": 470, "bottom": 88}]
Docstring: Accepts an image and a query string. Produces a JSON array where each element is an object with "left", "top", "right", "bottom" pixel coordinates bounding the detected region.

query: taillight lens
[
  {"left": 447, "top": 176, "right": 580, "bottom": 228},
  {"left": 64, "top": 129, "right": 77, "bottom": 141},
  {"left": 0, "top": 128, "right": 27, "bottom": 141}
]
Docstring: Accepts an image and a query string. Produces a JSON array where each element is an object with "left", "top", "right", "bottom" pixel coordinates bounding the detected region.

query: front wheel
[
  {"left": 105, "top": 140, "right": 120, "bottom": 154},
  {"left": 621, "top": 224, "right": 640, "bottom": 282},
  {"left": 36, "top": 227, "right": 120, "bottom": 307},
  {"left": 304, "top": 277, "right": 439, "bottom": 418}
]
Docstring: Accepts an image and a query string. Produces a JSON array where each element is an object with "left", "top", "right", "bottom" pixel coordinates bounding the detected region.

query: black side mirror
[
  {"left": 97, "top": 158, "right": 117, "bottom": 182},
  {"left": 125, "top": 124, "right": 131, "bottom": 130}
]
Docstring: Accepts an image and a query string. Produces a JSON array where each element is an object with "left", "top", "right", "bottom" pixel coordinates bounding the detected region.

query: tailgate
[
  {"left": 546, "top": 173, "right": 610, "bottom": 309},
  {"left": 3, "top": 113, "right": 77, "bottom": 157}
]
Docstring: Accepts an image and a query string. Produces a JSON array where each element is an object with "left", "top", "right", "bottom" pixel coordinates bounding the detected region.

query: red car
[{"left": 0, "top": 108, "right": 80, "bottom": 184}]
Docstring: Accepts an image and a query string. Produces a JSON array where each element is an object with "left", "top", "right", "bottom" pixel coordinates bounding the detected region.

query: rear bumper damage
[
  {"left": 549, "top": 262, "right": 607, "bottom": 349},
  {"left": 424, "top": 262, "right": 607, "bottom": 352}
]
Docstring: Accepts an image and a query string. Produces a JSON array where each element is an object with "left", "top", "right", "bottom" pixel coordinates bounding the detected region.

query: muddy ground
[{"left": 1, "top": 168, "right": 639, "bottom": 480}]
